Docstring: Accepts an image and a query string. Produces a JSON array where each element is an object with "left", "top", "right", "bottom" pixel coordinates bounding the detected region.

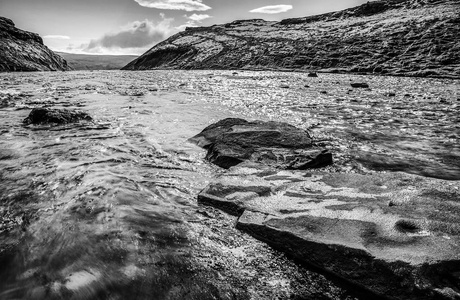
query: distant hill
[
  {"left": 123, "top": 0, "right": 460, "bottom": 78},
  {"left": 0, "top": 17, "right": 70, "bottom": 72},
  {"left": 57, "top": 52, "right": 138, "bottom": 70}
]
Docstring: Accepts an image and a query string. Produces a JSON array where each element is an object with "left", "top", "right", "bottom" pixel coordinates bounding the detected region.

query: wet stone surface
[
  {"left": 198, "top": 167, "right": 460, "bottom": 299},
  {"left": 189, "top": 117, "right": 332, "bottom": 169},
  {"left": 0, "top": 70, "right": 459, "bottom": 299}
]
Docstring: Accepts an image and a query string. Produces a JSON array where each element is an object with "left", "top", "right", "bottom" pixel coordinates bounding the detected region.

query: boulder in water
[
  {"left": 23, "top": 107, "right": 92, "bottom": 125},
  {"left": 189, "top": 118, "right": 332, "bottom": 169}
]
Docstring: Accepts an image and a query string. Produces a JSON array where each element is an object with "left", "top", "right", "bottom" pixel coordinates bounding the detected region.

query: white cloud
[
  {"left": 187, "top": 13, "right": 211, "bottom": 22},
  {"left": 43, "top": 35, "right": 70, "bottom": 40},
  {"left": 76, "top": 16, "right": 177, "bottom": 55},
  {"left": 134, "top": 0, "right": 211, "bottom": 11},
  {"left": 249, "top": 4, "right": 293, "bottom": 14},
  {"left": 177, "top": 13, "right": 211, "bottom": 31}
]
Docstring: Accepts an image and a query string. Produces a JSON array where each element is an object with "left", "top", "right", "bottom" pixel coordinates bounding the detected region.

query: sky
[{"left": 1, "top": 0, "right": 372, "bottom": 55}]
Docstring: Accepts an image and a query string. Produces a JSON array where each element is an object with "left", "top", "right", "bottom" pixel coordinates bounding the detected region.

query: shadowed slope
[{"left": 0, "top": 17, "right": 70, "bottom": 72}]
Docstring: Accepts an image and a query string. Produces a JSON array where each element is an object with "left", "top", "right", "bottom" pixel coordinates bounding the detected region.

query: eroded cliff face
[
  {"left": 0, "top": 17, "right": 70, "bottom": 72},
  {"left": 123, "top": 0, "right": 460, "bottom": 78}
]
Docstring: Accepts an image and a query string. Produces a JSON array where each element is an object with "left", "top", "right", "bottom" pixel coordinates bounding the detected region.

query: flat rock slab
[
  {"left": 189, "top": 118, "right": 332, "bottom": 169},
  {"left": 198, "top": 167, "right": 460, "bottom": 299}
]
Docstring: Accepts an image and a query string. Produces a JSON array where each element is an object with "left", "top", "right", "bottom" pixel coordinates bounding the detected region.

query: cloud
[
  {"left": 187, "top": 13, "right": 211, "bottom": 22},
  {"left": 43, "top": 35, "right": 70, "bottom": 40},
  {"left": 176, "top": 13, "right": 211, "bottom": 31},
  {"left": 81, "top": 17, "right": 177, "bottom": 55},
  {"left": 249, "top": 4, "right": 293, "bottom": 14},
  {"left": 134, "top": 0, "right": 211, "bottom": 11}
]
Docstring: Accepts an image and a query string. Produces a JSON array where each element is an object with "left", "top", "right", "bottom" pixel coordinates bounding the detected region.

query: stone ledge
[{"left": 198, "top": 167, "right": 460, "bottom": 299}]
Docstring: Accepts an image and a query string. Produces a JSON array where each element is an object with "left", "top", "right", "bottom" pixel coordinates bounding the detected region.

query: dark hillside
[
  {"left": 0, "top": 17, "right": 70, "bottom": 71},
  {"left": 123, "top": 0, "right": 460, "bottom": 78}
]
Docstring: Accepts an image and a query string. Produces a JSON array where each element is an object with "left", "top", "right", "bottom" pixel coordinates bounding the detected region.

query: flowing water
[{"left": 0, "top": 70, "right": 459, "bottom": 299}]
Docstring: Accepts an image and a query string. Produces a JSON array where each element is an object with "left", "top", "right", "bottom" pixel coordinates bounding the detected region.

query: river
[{"left": 0, "top": 70, "right": 458, "bottom": 299}]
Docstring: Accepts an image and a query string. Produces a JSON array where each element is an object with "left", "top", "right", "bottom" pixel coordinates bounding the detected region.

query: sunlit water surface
[{"left": 0, "top": 70, "right": 458, "bottom": 299}]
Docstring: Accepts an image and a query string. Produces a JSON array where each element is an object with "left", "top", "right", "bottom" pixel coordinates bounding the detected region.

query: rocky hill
[
  {"left": 123, "top": 0, "right": 460, "bottom": 78},
  {"left": 0, "top": 17, "right": 70, "bottom": 72}
]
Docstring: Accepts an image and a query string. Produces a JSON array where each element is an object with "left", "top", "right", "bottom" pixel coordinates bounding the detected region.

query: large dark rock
[
  {"left": 23, "top": 107, "right": 92, "bottom": 125},
  {"left": 122, "top": 0, "right": 460, "bottom": 79},
  {"left": 189, "top": 118, "right": 332, "bottom": 169},
  {"left": 198, "top": 167, "right": 460, "bottom": 300},
  {"left": 0, "top": 17, "right": 70, "bottom": 71}
]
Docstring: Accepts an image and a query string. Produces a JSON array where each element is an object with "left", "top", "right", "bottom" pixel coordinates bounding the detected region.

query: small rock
[
  {"left": 130, "top": 90, "right": 145, "bottom": 96},
  {"left": 307, "top": 72, "right": 318, "bottom": 77},
  {"left": 0, "top": 99, "right": 10, "bottom": 108},
  {"left": 350, "top": 83, "right": 369, "bottom": 88}
]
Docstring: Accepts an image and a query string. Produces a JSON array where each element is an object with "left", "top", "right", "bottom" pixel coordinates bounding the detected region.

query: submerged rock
[
  {"left": 356, "top": 151, "right": 460, "bottom": 180},
  {"left": 198, "top": 167, "right": 460, "bottom": 300},
  {"left": 23, "top": 107, "right": 92, "bottom": 125},
  {"left": 189, "top": 118, "right": 332, "bottom": 169}
]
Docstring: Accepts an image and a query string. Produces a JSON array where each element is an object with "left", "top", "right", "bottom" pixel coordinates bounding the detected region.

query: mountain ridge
[
  {"left": 123, "top": 0, "right": 460, "bottom": 78},
  {"left": 56, "top": 52, "right": 138, "bottom": 70},
  {"left": 0, "top": 17, "right": 70, "bottom": 72}
]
